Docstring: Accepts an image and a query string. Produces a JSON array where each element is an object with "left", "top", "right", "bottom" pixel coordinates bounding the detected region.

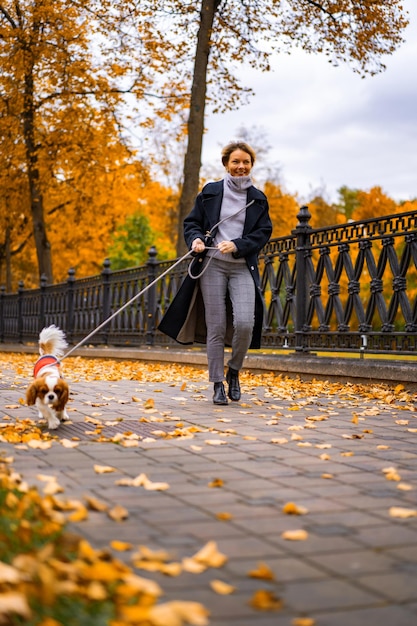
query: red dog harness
[{"left": 33, "top": 355, "right": 61, "bottom": 378}]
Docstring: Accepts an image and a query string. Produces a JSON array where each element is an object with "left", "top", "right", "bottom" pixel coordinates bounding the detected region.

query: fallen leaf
[
  {"left": 397, "top": 483, "right": 413, "bottom": 491},
  {"left": 208, "top": 478, "right": 224, "bottom": 488},
  {"left": 282, "top": 502, "right": 308, "bottom": 515},
  {"left": 247, "top": 562, "right": 275, "bottom": 580},
  {"left": 249, "top": 589, "right": 283, "bottom": 611},
  {"left": 94, "top": 465, "right": 116, "bottom": 474},
  {"left": 68, "top": 505, "right": 89, "bottom": 522},
  {"left": 281, "top": 529, "right": 308, "bottom": 541},
  {"left": 389, "top": 507, "right": 417, "bottom": 518},
  {"left": 110, "top": 540, "right": 133, "bottom": 551},
  {"left": 85, "top": 495, "right": 108, "bottom": 511},
  {"left": 27, "top": 439, "right": 52, "bottom": 449},
  {"left": 215, "top": 512, "right": 233, "bottom": 521},
  {"left": 60, "top": 438, "right": 79, "bottom": 448},
  {"left": 292, "top": 618, "right": 316, "bottom": 626},
  {"left": 191, "top": 541, "right": 227, "bottom": 568},
  {"left": 148, "top": 601, "right": 209, "bottom": 626},
  {"left": 0, "top": 592, "right": 31, "bottom": 619},
  {"left": 204, "top": 439, "right": 227, "bottom": 446},
  {"left": 210, "top": 579, "right": 236, "bottom": 594},
  {"left": 108, "top": 505, "right": 129, "bottom": 521}
]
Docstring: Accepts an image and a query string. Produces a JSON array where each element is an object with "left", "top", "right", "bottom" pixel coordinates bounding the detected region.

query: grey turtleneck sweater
[{"left": 208, "top": 173, "right": 252, "bottom": 263}]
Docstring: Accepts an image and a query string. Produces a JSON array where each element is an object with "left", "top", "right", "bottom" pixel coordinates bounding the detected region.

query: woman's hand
[
  {"left": 191, "top": 238, "right": 205, "bottom": 253},
  {"left": 217, "top": 240, "right": 237, "bottom": 254}
]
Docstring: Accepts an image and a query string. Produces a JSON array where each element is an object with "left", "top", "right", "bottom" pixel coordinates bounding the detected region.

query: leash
[
  {"left": 188, "top": 199, "right": 255, "bottom": 280},
  {"left": 62, "top": 200, "right": 255, "bottom": 358},
  {"left": 61, "top": 250, "right": 193, "bottom": 361}
]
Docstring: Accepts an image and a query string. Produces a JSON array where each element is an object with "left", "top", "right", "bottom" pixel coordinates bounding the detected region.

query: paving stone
[
  {"left": 312, "top": 605, "right": 417, "bottom": 626},
  {"left": 2, "top": 362, "right": 417, "bottom": 624},
  {"left": 283, "top": 577, "right": 381, "bottom": 612}
]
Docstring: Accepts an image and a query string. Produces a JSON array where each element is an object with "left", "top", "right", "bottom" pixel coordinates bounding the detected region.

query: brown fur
[{"left": 26, "top": 378, "right": 69, "bottom": 407}]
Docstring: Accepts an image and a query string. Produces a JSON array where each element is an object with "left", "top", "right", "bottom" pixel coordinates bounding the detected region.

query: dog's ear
[
  {"left": 55, "top": 380, "right": 69, "bottom": 411},
  {"left": 26, "top": 382, "right": 38, "bottom": 406}
]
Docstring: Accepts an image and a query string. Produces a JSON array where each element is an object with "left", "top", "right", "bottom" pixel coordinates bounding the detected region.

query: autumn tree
[
  {"left": 136, "top": 0, "right": 408, "bottom": 255},
  {"left": 351, "top": 186, "right": 398, "bottom": 221},
  {"left": 263, "top": 182, "right": 299, "bottom": 239},
  {"left": 0, "top": 0, "right": 187, "bottom": 285}
]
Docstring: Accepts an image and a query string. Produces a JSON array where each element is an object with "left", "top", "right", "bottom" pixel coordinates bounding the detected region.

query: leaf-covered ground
[{"left": 1, "top": 352, "right": 417, "bottom": 625}]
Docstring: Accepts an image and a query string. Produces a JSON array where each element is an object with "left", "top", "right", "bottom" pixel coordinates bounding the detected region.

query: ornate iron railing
[{"left": 1, "top": 207, "right": 417, "bottom": 355}]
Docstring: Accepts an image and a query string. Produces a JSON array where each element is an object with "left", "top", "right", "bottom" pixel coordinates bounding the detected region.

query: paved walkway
[{"left": 1, "top": 364, "right": 417, "bottom": 625}]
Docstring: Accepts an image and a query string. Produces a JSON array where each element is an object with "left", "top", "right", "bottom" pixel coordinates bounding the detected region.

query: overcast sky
[{"left": 201, "top": 0, "right": 417, "bottom": 205}]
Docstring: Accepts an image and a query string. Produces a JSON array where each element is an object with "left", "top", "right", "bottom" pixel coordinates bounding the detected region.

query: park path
[{"left": 1, "top": 362, "right": 417, "bottom": 625}]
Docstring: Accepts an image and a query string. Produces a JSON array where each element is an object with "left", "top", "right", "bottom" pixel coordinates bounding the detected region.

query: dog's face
[{"left": 26, "top": 374, "right": 69, "bottom": 411}]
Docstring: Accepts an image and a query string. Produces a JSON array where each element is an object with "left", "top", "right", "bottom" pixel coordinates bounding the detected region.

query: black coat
[{"left": 158, "top": 180, "right": 272, "bottom": 349}]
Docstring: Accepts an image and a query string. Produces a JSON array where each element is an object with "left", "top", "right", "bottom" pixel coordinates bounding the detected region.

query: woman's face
[{"left": 226, "top": 149, "right": 253, "bottom": 177}]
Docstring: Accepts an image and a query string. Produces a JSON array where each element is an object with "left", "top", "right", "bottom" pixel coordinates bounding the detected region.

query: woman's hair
[{"left": 221, "top": 141, "right": 256, "bottom": 167}]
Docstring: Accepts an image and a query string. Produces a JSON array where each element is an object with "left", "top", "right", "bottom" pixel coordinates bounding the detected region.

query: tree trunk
[
  {"left": 23, "top": 66, "right": 53, "bottom": 284},
  {"left": 176, "top": 0, "right": 220, "bottom": 257}
]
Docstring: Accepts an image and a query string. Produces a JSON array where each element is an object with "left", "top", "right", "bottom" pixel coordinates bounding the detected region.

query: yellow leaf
[
  {"left": 281, "top": 529, "right": 308, "bottom": 541},
  {"left": 282, "top": 502, "right": 308, "bottom": 515},
  {"left": 0, "top": 592, "right": 31, "bottom": 619},
  {"left": 191, "top": 541, "right": 228, "bottom": 568},
  {"left": 144, "top": 398, "right": 155, "bottom": 409},
  {"left": 377, "top": 445, "right": 390, "bottom": 450},
  {"left": 0, "top": 562, "right": 21, "bottom": 584},
  {"left": 182, "top": 557, "right": 207, "bottom": 574},
  {"left": 321, "top": 473, "right": 334, "bottom": 479},
  {"left": 210, "top": 579, "right": 236, "bottom": 594},
  {"left": 389, "top": 507, "right": 417, "bottom": 518},
  {"left": 110, "top": 540, "right": 133, "bottom": 551},
  {"left": 384, "top": 470, "right": 401, "bottom": 481},
  {"left": 149, "top": 601, "right": 209, "bottom": 626},
  {"left": 208, "top": 478, "right": 224, "bottom": 488},
  {"left": 85, "top": 581, "right": 107, "bottom": 601},
  {"left": 68, "top": 505, "right": 88, "bottom": 522},
  {"left": 108, "top": 505, "right": 129, "bottom": 521},
  {"left": 292, "top": 618, "right": 316, "bottom": 626},
  {"left": 247, "top": 562, "right": 275, "bottom": 580},
  {"left": 60, "top": 438, "right": 79, "bottom": 448},
  {"left": 397, "top": 483, "right": 413, "bottom": 491},
  {"left": 215, "top": 512, "right": 233, "bottom": 521},
  {"left": 249, "top": 589, "right": 283, "bottom": 611},
  {"left": 94, "top": 465, "right": 116, "bottom": 474},
  {"left": 27, "top": 439, "right": 52, "bottom": 449},
  {"left": 351, "top": 413, "right": 359, "bottom": 424},
  {"left": 204, "top": 439, "right": 227, "bottom": 446},
  {"left": 319, "top": 453, "right": 331, "bottom": 461},
  {"left": 271, "top": 437, "right": 288, "bottom": 444},
  {"left": 85, "top": 495, "right": 108, "bottom": 512}
]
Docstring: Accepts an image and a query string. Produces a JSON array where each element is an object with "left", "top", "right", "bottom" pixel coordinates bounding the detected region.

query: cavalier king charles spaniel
[{"left": 26, "top": 325, "right": 70, "bottom": 429}]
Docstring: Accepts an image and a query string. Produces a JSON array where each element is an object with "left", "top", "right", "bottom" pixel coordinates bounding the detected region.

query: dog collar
[{"left": 33, "top": 355, "right": 61, "bottom": 378}]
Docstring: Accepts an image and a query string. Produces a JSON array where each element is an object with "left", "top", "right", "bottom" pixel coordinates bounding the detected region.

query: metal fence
[{"left": 1, "top": 206, "right": 417, "bottom": 355}]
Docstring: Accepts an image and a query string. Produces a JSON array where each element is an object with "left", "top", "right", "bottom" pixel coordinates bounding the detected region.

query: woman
[{"left": 159, "top": 141, "right": 272, "bottom": 405}]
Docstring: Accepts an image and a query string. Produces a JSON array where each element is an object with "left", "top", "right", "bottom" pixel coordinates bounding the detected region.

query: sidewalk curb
[{"left": 2, "top": 342, "right": 417, "bottom": 391}]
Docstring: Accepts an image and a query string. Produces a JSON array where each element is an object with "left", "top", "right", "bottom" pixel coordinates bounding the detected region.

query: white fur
[{"left": 39, "top": 325, "right": 68, "bottom": 357}]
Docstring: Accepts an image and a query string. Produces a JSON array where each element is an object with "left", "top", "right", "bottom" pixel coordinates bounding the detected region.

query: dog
[{"left": 26, "top": 325, "right": 70, "bottom": 429}]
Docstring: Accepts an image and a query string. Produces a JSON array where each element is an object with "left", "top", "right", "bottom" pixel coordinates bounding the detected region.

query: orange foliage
[
  {"left": 351, "top": 186, "right": 398, "bottom": 222},
  {"left": 263, "top": 182, "right": 299, "bottom": 238}
]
